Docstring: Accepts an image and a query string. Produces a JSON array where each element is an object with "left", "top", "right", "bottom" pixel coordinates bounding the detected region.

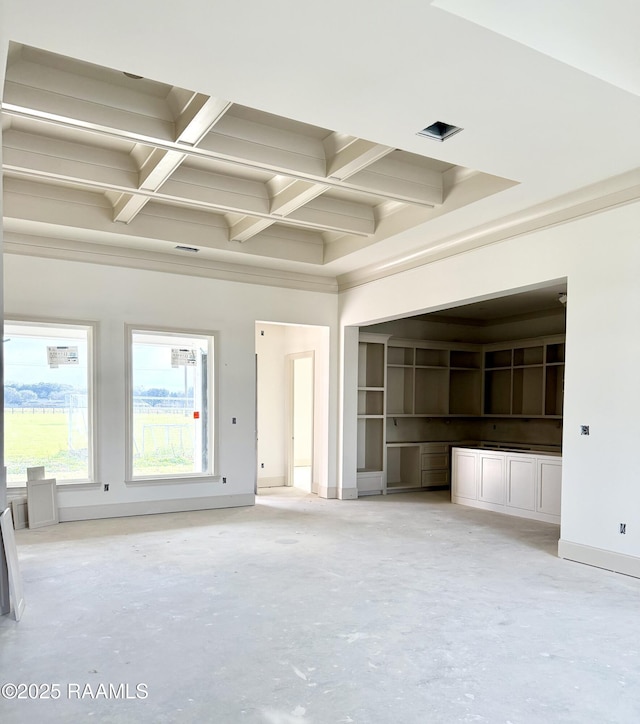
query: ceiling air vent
[
  {"left": 175, "top": 245, "right": 200, "bottom": 253},
  {"left": 417, "top": 121, "right": 463, "bottom": 142}
]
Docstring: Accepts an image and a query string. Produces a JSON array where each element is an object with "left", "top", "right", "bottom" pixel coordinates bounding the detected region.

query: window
[
  {"left": 128, "top": 328, "right": 214, "bottom": 479},
  {"left": 4, "top": 320, "right": 94, "bottom": 486}
]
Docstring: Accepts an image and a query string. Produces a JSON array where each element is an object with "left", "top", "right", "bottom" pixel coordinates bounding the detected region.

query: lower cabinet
[
  {"left": 537, "top": 458, "right": 562, "bottom": 516},
  {"left": 506, "top": 455, "right": 536, "bottom": 511},
  {"left": 386, "top": 442, "right": 450, "bottom": 492},
  {"left": 478, "top": 453, "right": 505, "bottom": 505},
  {"left": 451, "top": 447, "right": 561, "bottom": 523}
]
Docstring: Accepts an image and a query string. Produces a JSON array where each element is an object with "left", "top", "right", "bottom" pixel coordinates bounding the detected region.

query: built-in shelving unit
[
  {"left": 386, "top": 340, "right": 482, "bottom": 417},
  {"left": 355, "top": 332, "right": 566, "bottom": 498},
  {"left": 386, "top": 442, "right": 451, "bottom": 491},
  {"left": 483, "top": 338, "right": 565, "bottom": 418},
  {"left": 357, "top": 334, "right": 388, "bottom": 495}
]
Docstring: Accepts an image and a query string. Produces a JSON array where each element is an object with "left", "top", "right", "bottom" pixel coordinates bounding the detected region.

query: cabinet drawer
[
  {"left": 421, "top": 453, "right": 449, "bottom": 470},
  {"left": 421, "top": 443, "right": 449, "bottom": 455},
  {"left": 422, "top": 469, "right": 449, "bottom": 486}
]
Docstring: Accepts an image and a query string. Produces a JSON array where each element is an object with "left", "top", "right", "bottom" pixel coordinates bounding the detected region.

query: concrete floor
[{"left": 1, "top": 489, "right": 639, "bottom": 723}]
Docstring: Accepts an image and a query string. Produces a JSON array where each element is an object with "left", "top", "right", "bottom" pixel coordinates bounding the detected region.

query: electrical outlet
[
  {"left": 580, "top": 425, "right": 590, "bottom": 436},
  {"left": 104, "top": 484, "right": 109, "bottom": 492},
  {"left": 223, "top": 477, "right": 227, "bottom": 484},
  {"left": 620, "top": 523, "right": 626, "bottom": 534},
  {"left": 261, "top": 463, "right": 264, "bottom": 468},
  {"left": 232, "top": 417, "right": 237, "bottom": 424}
]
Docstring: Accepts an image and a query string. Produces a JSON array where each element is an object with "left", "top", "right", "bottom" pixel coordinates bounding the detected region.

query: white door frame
[{"left": 286, "top": 350, "right": 315, "bottom": 491}]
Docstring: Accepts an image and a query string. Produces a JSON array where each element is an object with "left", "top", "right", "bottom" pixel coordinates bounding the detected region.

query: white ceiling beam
[
  {"left": 3, "top": 81, "right": 175, "bottom": 143},
  {"left": 326, "top": 138, "right": 394, "bottom": 180},
  {"left": 3, "top": 144, "right": 137, "bottom": 189},
  {"left": 112, "top": 194, "right": 150, "bottom": 224},
  {"left": 3, "top": 179, "right": 325, "bottom": 265},
  {"left": 229, "top": 217, "right": 275, "bottom": 242},
  {"left": 3, "top": 147, "right": 373, "bottom": 238},
  {"left": 287, "top": 196, "right": 375, "bottom": 236},
  {"left": 175, "top": 95, "right": 232, "bottom": 145},
  {"left": 228, "top": 179, "right": 330, "bottom": 244},
  {"left": 212, "top": 137, "right": 389, "bottom": 244},
  {"left": 346, "top": 154, "right": 444, "bottom": 206},
  {"left": 270, "top": 180, "right": 329, "bottom": 216},
  {"left": 2, "top": 103, "right": 441, "bottom": 207},
  {"left": 112, "top": 95, "right": 231, "bottom": 223}
]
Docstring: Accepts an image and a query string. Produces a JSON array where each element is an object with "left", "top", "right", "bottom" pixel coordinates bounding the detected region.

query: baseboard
[
  {"left": 257, "top": 476, "right": 286, "bottom": 488},
  {"left": 58, "top": 494, "right": 254, "bottom": 522},
  {"left": 338, "top": 487, "right": 358, "bottom": 500},
  {"left": 558, "top": 539, "right": 640, "bottom": 579},
  {"left": 318, "top": 486, "right": 337, "bottom": 499}
]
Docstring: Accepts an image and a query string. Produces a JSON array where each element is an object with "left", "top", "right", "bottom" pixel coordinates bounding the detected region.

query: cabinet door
[
  {"left": 452, "top": 450, "right": 477, "bottom": 500},
  {"left": 478, "top": 454, "right": 505, "bottom": 505},
  {"left": 537, "top": 459, "right": 562, "bottom": 516},
  {"left": 506, "top": 456, "right": 536, "bottom": 511}
]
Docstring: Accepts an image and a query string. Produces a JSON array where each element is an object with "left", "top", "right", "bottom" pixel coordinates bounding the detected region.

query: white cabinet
[
  {"left": 537, "top": 458, "right": 562, "bottom": 517},
  {"left": 451, "top": 447, "right": 561, "bottom": 523},
  {"left": 452, "top": 449, "right": 477, "bottom": 500},
  {"left": 478, "top": 453, "right": 505, "bottom": 505},
  {"left": 505, "top": 455, "right": 536, "bottom": 511}
]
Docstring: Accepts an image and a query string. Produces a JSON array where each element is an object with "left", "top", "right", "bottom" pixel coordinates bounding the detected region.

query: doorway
[
  {"left": 255, "top": 322, "right": 329, "bottom": 496},
  {"left": 287, "top": 351, "right": 314, "bottom": 492}
]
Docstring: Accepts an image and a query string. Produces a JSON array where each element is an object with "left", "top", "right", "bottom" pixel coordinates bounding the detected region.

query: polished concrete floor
[{"left": 1, "top": 488, "right": 639, "bottom": 723}]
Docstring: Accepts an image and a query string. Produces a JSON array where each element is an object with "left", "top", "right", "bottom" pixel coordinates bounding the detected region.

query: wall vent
[{"left": 175, "top": 245, "right": 200, "bottom": 253}]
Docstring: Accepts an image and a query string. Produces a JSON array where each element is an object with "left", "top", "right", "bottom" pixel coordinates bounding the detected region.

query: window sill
[{"left": 125, "top": 474, "right": 221, "bottom": 486}]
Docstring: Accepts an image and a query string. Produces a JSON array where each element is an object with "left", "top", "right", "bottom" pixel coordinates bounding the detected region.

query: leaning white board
[
  {"left": 0, "top": 508, "right": 25, "bottom": 621},
  {"left": 26, "top": 478, "right": 59, "bottom": 529}
]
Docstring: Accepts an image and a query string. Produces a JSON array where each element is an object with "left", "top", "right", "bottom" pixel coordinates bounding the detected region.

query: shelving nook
[{"left": 356, "top": 333, "right": 565, "bottom": 496}]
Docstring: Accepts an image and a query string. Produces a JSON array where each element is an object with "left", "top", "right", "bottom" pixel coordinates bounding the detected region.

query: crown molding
[
  {"left": 3, "top": 232, "right": 339, "bottom": 293},
  {"left": 337, "top": 168, "right": 640, "bottom": 291}
]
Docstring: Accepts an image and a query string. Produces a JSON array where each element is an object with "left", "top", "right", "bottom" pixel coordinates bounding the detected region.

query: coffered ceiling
[
  {"left": 2, "top": 44, "right": 512, "bottom": 276},
  {"left": 2, "top": 1, "right": 640, "bottom": 291}
]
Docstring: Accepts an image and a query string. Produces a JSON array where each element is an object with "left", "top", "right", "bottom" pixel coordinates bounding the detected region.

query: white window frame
[
  {"left": 125, "top": 324, "right": 218, "bottom": 483},
  {"left": 4, "top": 317, "right": 97, "bottom": 488}
]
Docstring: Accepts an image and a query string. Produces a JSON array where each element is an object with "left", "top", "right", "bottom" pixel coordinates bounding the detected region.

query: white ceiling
[
  {"left": 433, "top": 0, "right": 640, "bottom": 96},
  {"left": 2, "top": 0, "right": 640, "bottom": 291}
]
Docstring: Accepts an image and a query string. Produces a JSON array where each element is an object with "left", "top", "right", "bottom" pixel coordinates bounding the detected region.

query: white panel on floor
[
  {"left": 26, "top": 466, "right": 46, "bottom": 481},
  {"left": 27, "top": 479, "right": 59, "bottom": 529},
  {"left": 11, "top": 498, "right": 29, "bottom": 530},
  {"left": 0, "top": 508, "right": 25, "bottom": 621}
]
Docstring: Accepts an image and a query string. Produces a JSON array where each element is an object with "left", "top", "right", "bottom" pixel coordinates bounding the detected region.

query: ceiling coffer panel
[{"left": 2, "top": 42, "right": 513, "bottom": 267}]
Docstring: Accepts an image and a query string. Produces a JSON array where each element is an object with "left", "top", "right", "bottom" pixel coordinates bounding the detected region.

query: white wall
[
  {"left": 4, "top": 255, "right": 338, "bottom": 519},
  {"left": 255, "top": 324, "right": 287, "bottom": 487},
  {"left": 339, "top": 201, "right": 640, "bottom": 573}
]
